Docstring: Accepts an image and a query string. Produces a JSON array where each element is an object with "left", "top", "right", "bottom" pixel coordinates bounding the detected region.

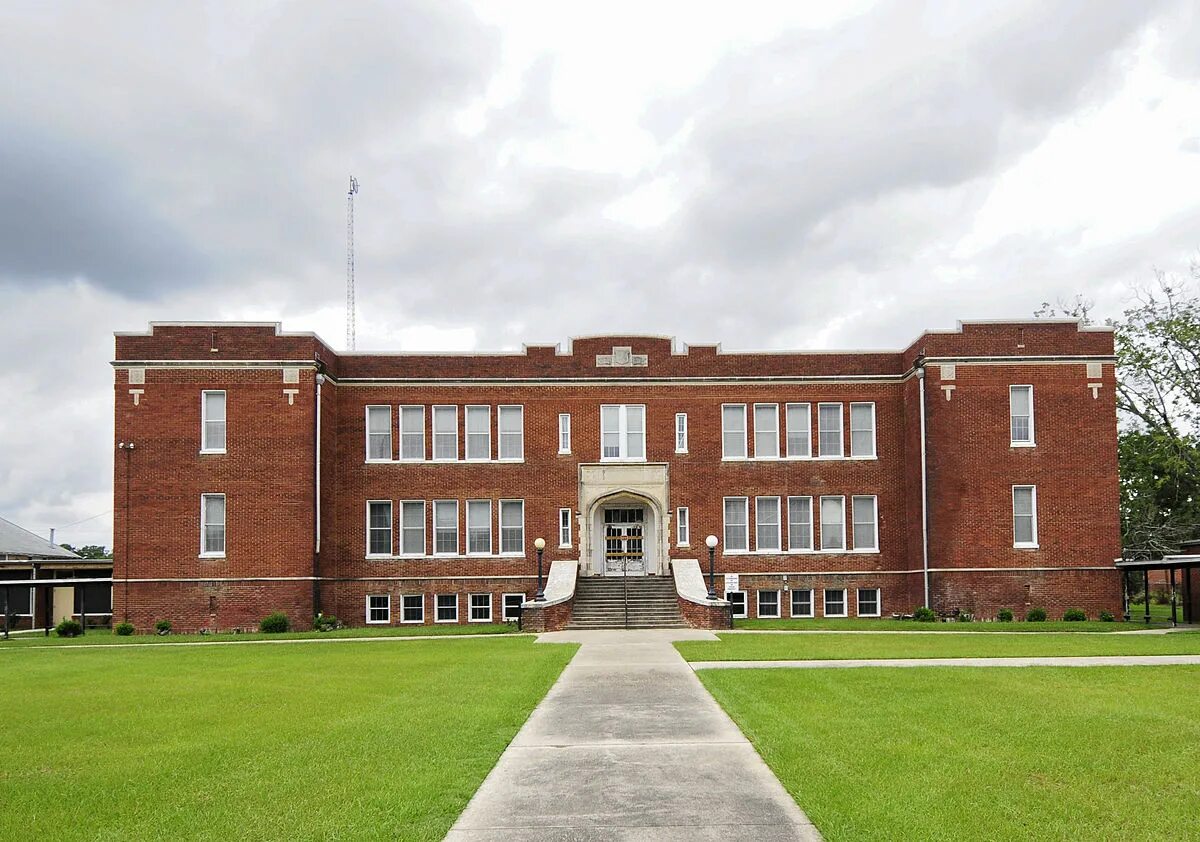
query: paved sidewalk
[
  {"left": 692, "top": 655, "right": 1200, "bottom": 670},
  {"left": 447, "top": 629, "right": 821, "bottom": 841}
]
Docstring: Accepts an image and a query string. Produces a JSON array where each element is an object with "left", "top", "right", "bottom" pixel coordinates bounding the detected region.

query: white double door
[{"left": 603, "top": 508, "right": 645, "bottom": 576}]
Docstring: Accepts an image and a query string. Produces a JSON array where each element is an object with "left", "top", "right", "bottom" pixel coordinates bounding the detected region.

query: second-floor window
[
  {"left": 401, "top": 501, "right": 425, "bottom": 555},
  {"left": 466, "top": 406, "right": 491, "bottom": 460},
  {"left": 201, "top": 493, "right": 225, "bottom": 556},
  {"left": 819, "top": 495, "right": 845, "bottom": 550},
  {"left": 498, "top": 406, "right": 524, "bottom": 460},
  {"left": 850, "top": 402, "right": 876, "bottom": 458},
  {"left": 559, "top": 414, "right": 571, "bottom": 454},
  {"left": 675, "top": 413, "right": 688, "bottom": 453},
  {"left": 466, "top": 500, "right": 492, "bottom": 554},
  {"left": 754, "top": 404, "right": 779, "bottom": 458},
  {"left": 852, "top": 495, "right": 878, "bottom": 550},
  {"left": 559, "top": 507, "right": 572, "bottom": 547},
  {"left": 433, "top": 500, "right": 459, "bottom": 554},
  {"left": 201, "top": 391, "right": 226, "bottom": 453},
  {"left": 500, "top": 500, "right": 525, "bottom": 553},
  {"left": 1010, "top": 386, "right": 1034, "bottom": 446},
  {"left": 400, "top": 406, "right": 425, "bottom": 460},
  {"left": 818, "top": 403, "right": 843, "bottom": 457},
  {"left": 600, "top": 404, "right": 645, "bottom": 460},
  {"left": 786, "top": 403, "right": 811, "bottom": 457},
  {"left": 787, "top": 496, "right": 813, "bottom": 551},
  {"left": 723, "top": 496, "right": 749, "bottom": 551},
  {"left": 367, "top": 500, "right": 392, "bottom": 556},
  {"left": 722, "top": 404, "right": 747, "bottom": 459},
  {"left": 1013, "top": 485, "right": 1038, "bottom": 547},
  {"left": 677, "top": 506, "right": 689, "bottom": 545},
  {"left": 755, "top": 496, "right": 781, "bottom": 551},
  {"left": 433, "top": 406, "right": 458, "bottom": 461},
  {"left": 366, "top": 406, "right": 392, "bottom": 461}
]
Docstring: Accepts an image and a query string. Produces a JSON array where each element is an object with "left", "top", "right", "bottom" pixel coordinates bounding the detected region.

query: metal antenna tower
[{"left": 346, "top": 175, "right": 360, "bottom": 350}]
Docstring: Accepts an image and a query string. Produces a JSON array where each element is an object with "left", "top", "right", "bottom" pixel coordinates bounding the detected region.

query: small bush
[
  {"left": 55, "top": 618, "right": 83, "bottom": 637},
  {"left": 1062, "top": 608, "right": 1087, "bottom": 622},
  {"left": 913, "top": 606, "right": 937, "bottom": 622},
  {"left": 1099, "top": 610, "right": 1115, "bottom": 622},
  {"left": 312, "top": 613, "right": 343, "bottom": 632},
  {"left": 997, "top": 608, "right": 1014, "bottom": 622},
  {"left": 155, "top": 619, "right": 172, "bottom": 635},
  {"left": 115, "top": 622, "right": 134, "bottom": 636},
  {"left": 260, "top": 611, "right": 290, "bottom": 633},
  {"left": 1026, "top": 607, "right": 1047, "bottom": 622},
  {"left": 956, "top": 611, "right": 974, "bottom": 623},
  {"left": 1151, "top": 588, "right": 1171, "bottom": 605}
]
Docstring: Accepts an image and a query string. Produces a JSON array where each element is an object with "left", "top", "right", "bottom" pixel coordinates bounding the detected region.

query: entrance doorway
[{"left": 604, "top": 508, "right": 645, "bottom": 576}]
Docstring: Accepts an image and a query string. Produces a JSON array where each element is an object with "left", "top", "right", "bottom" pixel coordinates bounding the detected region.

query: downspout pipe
[
  {"left": 916, "top": 359, "right": 930, "bottom": 608},
  {"left": 313, "top": 371, "right": 324, "bottom": 614}
]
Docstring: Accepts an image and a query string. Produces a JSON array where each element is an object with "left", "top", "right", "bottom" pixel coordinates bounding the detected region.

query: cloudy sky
[{"left": 2, "top": 0, "right": 1199, "bottom": 549}]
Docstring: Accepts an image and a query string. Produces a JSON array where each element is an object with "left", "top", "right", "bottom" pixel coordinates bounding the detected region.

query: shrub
[
  {"left": 260, "top": 611, "right": 290, "bottom": 633},
  {"left": 155, "top": 619, "right": 172, "bottom": 635},
  {"left": 1062, "top": 608, "right": 1087, "bottom": 622},
  {"left": 55, "top": 618, "right": 83, "bottom": 637},
  {"left": 1026, "top": 607, "right": 1047, "bottom": 622},
  {"left": 913, "top": 606, "right": 937, "bottom": 622},
  {"left": 997, "top": 608, "right": 1014, "bottom": 622},
  {"left": 115, "top": 622, "right": 135, "bottom": 636},
  {"left": 1099, "top": 610, "right": 1115, "bottom": 622},
  {"left": 956, "top": 611, "right": 974, "bottom": 623},
  {"left": 313, "top": 613, "right": 343, "bottom": 632},
  {"left": 1151, "top": 588, "right": 1171, "bottom": 605}
]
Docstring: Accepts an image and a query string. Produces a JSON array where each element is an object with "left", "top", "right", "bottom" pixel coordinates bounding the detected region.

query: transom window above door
[{"left": 600, "top": 405, "right": 646, "bottom": 461}]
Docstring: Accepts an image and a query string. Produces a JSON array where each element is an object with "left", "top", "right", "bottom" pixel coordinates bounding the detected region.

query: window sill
[
  {"left": 784, "top": 454, "right": 813, "bottom": 461},
  {"left": 824, "top": 613, "right": 849, "bottom": 618},
  {"left": 1013, "top": 543, "right": 1040, "bottom": 550},
  {"left": 814, "top": 454, "right": 846, "bottom": 460},
  {"left": 468, "top": 617, "right": 493, "bottom": 624},
  {"left": 858, "top": 612, "right": 882, "bottom": 618},
  {"left": 558, "top": 544, "right": 572, "bottom": 550},
  {"left": 366, "top": 553, "right": 394, "bottom": 560},
  {"left": 720, "top": 456, "right": 749, "bottom": 462},
  {"left": 848, "top": 455, "right": 878, "bottom": 461},
  {"left": 1010, "top": 442, "right": 1037, "bottom": 449},
  {"left": 599, "top": 457, "right": 648, "bottom": 463},
  {"left": 790, "top": 614, "right": 816, "bottom": 620},
  {"left": 400, "top": 618, "right": 425, "bottom": 625},
  {"left": 198, "top": 553, "right": 226, "bottom": 560},
  {"left": 434, "top": 618, "right": 459, "bottom": 624},
  {"left": 199, "top": 449, "right": 226, "bottom": 456},
  {"left": 365, "top": 619, "right": 390, "bottom": 625},
  {"left": 365, "top": 553, "right": 527, "bottom": 561},
  {"left": 750, "top": 455, "right": 782, "bottom": 462},
  {"left": 558, "top": 450, "right": 572, "bottom": 455},
  {"left": 675, "top": 449, "right": 688, "bottom": 455}
]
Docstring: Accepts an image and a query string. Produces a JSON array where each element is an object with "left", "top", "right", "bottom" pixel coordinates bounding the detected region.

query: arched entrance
[{"left": 578, "top": 463, "right": 671, "bottom": 577}]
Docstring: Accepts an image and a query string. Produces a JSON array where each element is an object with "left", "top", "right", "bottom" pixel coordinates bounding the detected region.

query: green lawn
[
  {"left": 1127, "top": 599, "right": 1184, "bottom": 622},
  {"left": 699, "top": 666, "right": 1200, "bottom": 840},
  {"left": 0, "top": 623, "right": 520, "bottom": 647},
  {"left": 677, "top": 630, "right": 1200, "bottom": 661},
  {"left": 0, "top": 637, "right": 576, "bottom": 840},
  {"left": 734, "top": 618, "right": 1163, "bottom": 632}
]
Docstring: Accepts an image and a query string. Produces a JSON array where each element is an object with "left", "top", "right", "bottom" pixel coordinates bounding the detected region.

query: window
[
  {"left": 467, "top": 500, "right": 492, "bottom": 555},
  {"left": 722, "top": 404, "right": 747, "bottom": 459},
  {"left": 559, "top": 508, "right": 572, "bottom": 548},
  {"left": 755, "top": 496, "right": 781, "bottom": 551},
  {"left": 435, "top": 593, "right": 458, "bottom": 623},
  {"left": 400, "top": 501, "right": 425, "bottom": 555},
  {"left": 1010, "top": 386, "right": 1034, "bottom": 446},
  {"left": 202, "top": 391, "right": 227, "bottom": 453},
  {"left": 600, "top": 404, "right": 645, "bottom": 460},
  {"left": 432, "top": 405, "right": 458, "bottom": 461},
  {"left": 367, "top": 500, "right": 393, "bottom": 556},
  {"left": 818, "top": 403, "right": 843, "bottom": 457},
  {"left": 850, "top": 402, "right": 876, "bottom": 458},
  {"left": 675, "top": 413, "right": 688, "bottom": 453},
  {"left": 469, "top": 593, "right": 492, "bottom": 623},
  {"left": 857, "top": 588, "right": 881, "bottom": 617},
  {"left": 365, "top": 405, "right": 391, "bottom": 461},
  {"left": 433, "top": 500, "right": 459, "bottom": 555},
  {"left": 366, "top": 594, "right": 390, "bottom": 624},
  {"left": 200, "top": 494, "right": 225, "bottom": 556},
  {"left": 498, "top": 405, "right": 524, "bottom": 460},
  {"left": 400, "top": 405, "right": 425, "bottom": 460},
  {"left": 757, "top": 589, "right": 781, "bottom": 618},
  {"left": 787, "top": 496, "right": 814, "bottom": 551},
  {"left": 723, "top": 497, "right": 749, "bottom": 551},
  {"left": 786, "top": 403, "right": 811, "bottom": 458},
  {"left": 726, "top": 590, "right": 747, "bottom": 618},
  {"left": 500, "top": 500, "right": 525, "bottom": 554},
  {"left": 753, "top": 404, "right": 779, "bottom": 458},
  {"left": 502, "top": 593, "right": 524, "bottom": 622},
  {"left": 852, "top": 496, "right": 878, "bottom": 551},
  {"left": 790, "top": 588, "right": 814, "bottom": 618},
  {"left": 1013, "top": 485, "right": 1038, "bottom": 547},
  {"left": 466, "top": 406, "right": 491, "bottom": 460},
  {"left": 824, "top": 588, "right": 847, "bottom": 617},
  {"left": 558, "top": 413, "right": 571, "bottom": 454},
  {"left": 401, "top": 594, "right": 424, "bottom": 623},
  {"left": 676, "top": 506, "right": 690, "bottom": 546},
  {"left": 819, "top": 496, "right": 845, "bottom": 551}
]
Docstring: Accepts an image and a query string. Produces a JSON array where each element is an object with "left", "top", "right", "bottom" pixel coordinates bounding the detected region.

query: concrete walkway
[
  {"left": 692, "top": 654, "right": 1200, "bottom": 670},
  {"left": 447, "top": 629, "right": 821, "bottom": 841}
]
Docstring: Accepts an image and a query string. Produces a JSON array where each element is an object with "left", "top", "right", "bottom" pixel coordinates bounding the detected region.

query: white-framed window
[
  {"left": 559, "top": 508, "right": 572, "bottom": 548},
  {"left": 366, "top": 594, "right": 390, "bottom": 624},
  {"left": 790, "top": 588, "right": 814, "bottom": 618},
  {"left": 498, "top": 405, "right": 524, "bottom": 460},
  {"left": 433, "top": 500, "right": 459, "bottom": 555},
  {"left": 558, "top": 413, "right": 571, "bottom": 454},
  {"left": 600, "top": 404, "right": 646, "bottom": 460},
  {"left": 753, "top": 403, "right": 779, "bottom": 459},
  {"left": 817, "top": 403, "right": 843, "bottom": 457},
  {"left": 755, "top": 496, "right": 781, "bottom": 551},
  {"left": 676, "top": 506, "right": 690, "bottom": 546},
  {"left": 757, "top": 589, "right": 781, "bottom": 618},
  {"left": 200, "top": 493, "right": 226, "bottom": 557},
  {"left": 1013, "top": 485, "right": 1038, "bottom": 548},
  {"left": 201, "top": 390, "right": 227, "bottom": 453},
  {"left": 365, "top": 405, "right": 392, "bottom": 461},
  {"left": 401, "top": 593, "right": 424, "bottom": 623},
  {"left": 400, "top": 405, "right": 425, "bottom": 461},
  {"left": 851, "top": 495, "right": 878, "bottom": 551},
  {"left": 466, "top": 499, "right": 492, "bottom": 555},
  {"left": 500, "top": 500, "right": 525, "bottom": 554},
  {"left": 400, "top": 500, "right": 425, "bottom": 556},
  {"left": 502, "top": 593, "right": 524, "bottom": 622},
  {"left": 726, "top": 590, "right": 747, "bottom": 618},
  {"left": 721, "top": 404, "right": 747, "bottom": 459},
  {"left": 819, "top": 495, "right": 846, "bottom": 551},
  {"left": 824, "top": 588, "right": 847, "bottom": 617},
  {"left": 857, "top": 588, "right": 881, "bottom": 617},
  {"left": 435, "top": 593, "right": 458, "bottom": 623},
  {"left": 723, "top": 497, "right": 749, "bottom": 552},
  {"left": 367, "top": 500, "right": 393, "bottom": 557},
  {"left": 432, "top": 405, "right": 458, "bottom": 461},
  {"left": 469, "top": 593, "right": 493, "bottom": 623},
  {"left": 466, "top": 405, "right": 491, "bottom": 460},
  {"left": 785, "top": 402, "right": 811, "bottom": 458},
  {"left": 1010, "top": 386, "right": 1035, "bottom": 446},
  {"left": 849, "top": 402, "right": 876, "bottom": 458},
  {"left": 787, "top": 496, "right": 814, "bottom": 551},
  {"left": 675, "top": 412, "right": 688, "bottom": 453}
]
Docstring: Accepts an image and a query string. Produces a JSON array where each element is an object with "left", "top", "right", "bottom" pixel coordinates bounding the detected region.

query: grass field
[
  {"left": 733, "top": 617, "right": 1164, "bottom": 632},
  {"left": 699, "top": 666, "right": 1200, "bottom": 840},
  {"left": 677, "top": 630, "right": 1200, "bottom": 661},
  {"left": 0, "top": 623, "right": 520, "bottom": 647},
  {"left": 0, "top": 636, "right": 576, "bottom": 840}
]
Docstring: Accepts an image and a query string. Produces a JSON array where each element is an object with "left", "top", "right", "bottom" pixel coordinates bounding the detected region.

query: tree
[{"left": 58, "top": 543, "right": 112, "bottom": 559}]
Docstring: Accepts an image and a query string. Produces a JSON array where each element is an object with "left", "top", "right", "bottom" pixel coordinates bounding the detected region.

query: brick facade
[{"left": 111, "top": 320, "right": 1123, "bottom": 632}]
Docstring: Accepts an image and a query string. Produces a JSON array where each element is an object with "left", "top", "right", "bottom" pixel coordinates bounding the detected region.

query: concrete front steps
[{"left": 568, "top": 576, "right": 687, "bottom": 629}]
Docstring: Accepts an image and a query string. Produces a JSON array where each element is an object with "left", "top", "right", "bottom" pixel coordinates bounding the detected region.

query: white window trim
[
  {"left": 365, "top": 594, "right": 391, "bottom": 625},
  {"left": 466, "top": 499, "right": 493, "bottom": 556},
  {"left": 756, "top": 589, "right": 781, "bottom": 619},
  {"left": 366, "top": 499, "right": 393, "bottom": 558},
  {"left": 559, "top": 507, "right": 572, "bottom": 548},
  {"left": 399, "top": 405, "right": 426, "bottom": 462},
  {"left": 432, "top": 405, "right": 459, "bottom": 462},
  {"left": 675, "top": 412, "right": 688, "bottom": 453},
  {"left": 723, "top": 496, "right": 750, "bottom": 553},
  {"left": 790, "top": 588, "right": 815, "bottom": 618},
  {"left": 468, "top": 592, "right": 493, "bottom": 623},
  {"left": 819, "top": 495, "right": 847, "bottom": 552},
  {"left": 849, "top": 402, "right": 877, "bottom": 459},
  {"left": 786, "top": 496, "right": 815, "bottom": 553},
  {"left": 753, "top": 403, "right": 780, "bottom": 460},
  {"left": 1010, "top": 385, "right": 1036, "bottom": 447},
  {"left": 200, "top": 390, "right": 227, "bottom": 454},
  {"left": 755, "top": 496, "right": 782, "bottom": 552},
  {"left": 857, "top": 587, "right": 882, "bottom": 618},
  {"left": 434, "top": 593, "right": 459, "bottom": 624},
  {"left": 399, "top": 500, "right": 426, "bottom": 557},
  {"left": 676, "top": 506, "right": 690, "bottom": 547},
  {"left": 785, "top": 402, "right": 812, "bottom": 459},
  {"left": 558, "top": 413, "right": 571, "bottom": 454},
  {"left": 817, "top": 402, "right": 844, "bottom": 459},
  {"left": 599, "top": 404, "right": 647, "bottom": 462},
  {"left": 851, "top": 495, "right": 880, "bottom": 553},
  {"left": 1013, "top": 485, "right": 1039, "bottom": 548},
  {"left": 364, "top": 404, "right": 392, "bottom": 463},
  {"left": 499, "top": 499, "right": 526, "bottom": 556},
  {"left": 464, "top": 405, "right": 492, "bottom": 462},
  {"left": 721, "top": 403, "right": 748, "bottom": 460},
  {"left": 432, "top": 499, "right": 460, "bottom": 556},
  {"left": 199, "top": 493, "right": 226, "bottom": 558},
  {"left": 400, "top": 593, "right": 424, "bottom": 624},
  {"left": 498, "top": 405, "right": 525, "bottom": 462},
  {"left": 502, "top": 592, "right": 525, "bottom": 622},
  {"left": 726, "top": 590, "right": 748, "bottom": 619},
  {"left": 823, "top": 588, "right": 848, "bottom": 618}
]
